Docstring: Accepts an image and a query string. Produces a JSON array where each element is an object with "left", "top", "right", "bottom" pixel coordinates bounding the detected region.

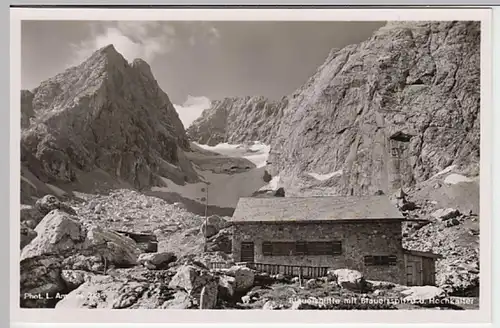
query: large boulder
[
  {"left": 20, "top": 255, "right": 66, "bottom": 308},
  {"left": 199, "top": 215, "right": 229, "bottom": 238},
  {"left": 168, "top": 264, "right": 217, "bottom": 306},
  {"left": 431, "top": 208, "right": 461, "bottom": 221},
  {"left": 20, "top": 204, "right": 43, "bottom": 225},
  {"left": 56, "top": 268, "right": 189, "bottom": 309},
  {"left": 20, "top": 210, "right": 143, "bottom": 308},
  {"left": 137, "top": 252, "right": 176, "bottom": 270},
  {"left": 112, "top": 230, "right": 158, "bottom": 253},
  {"left": 21, "top": 210, "right": 141, "bottom": 266},
  {"left": 20, "top": 210, "right": 86, "bottom": 261},
  {"left": 400, "top": 286, "right": 448, "bottom": 306},
  {"left": 55, "top": 276, "right": 152, "bottom": 309},
  {"left": 262, "top": 300, "right": 283, "bottom": 310},
  {"left": 60, "top": 269, "right": 94, "bottom": 290},
  {"left": 274, "top": 187, "right": 285, "bottom": 197},
  {"left": 206, "top": 215, "right": 230, "bottom": 230},
  {"left": 206, "top": 228, "right": 233, "bottom": 253},
  {"left": 161, "top": 290, "right": 192, "bottom": 309},
  {"left": 20, "top": 221, "right": 37, "bottom": 249},
  {"left": 199, "top": 223, "right": 218, "bottom": 238},
  {"left": 199, "top": 281, "right": 219, "bottom": 309},
  {"left": 34, "top": 194, "right": 76, "bottom": 216},
  {"left": 217, "top": 275, "right": 236, "bottom": 301},
  {"left": 329, "top": 268, "right": 369, "bottom": 292},
  {"left": 226, "top": 265, "right": 255, "bottom": 293}
]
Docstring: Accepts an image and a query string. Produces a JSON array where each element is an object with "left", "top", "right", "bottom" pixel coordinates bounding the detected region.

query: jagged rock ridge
[
  {"left": 21, "top": 44, "right": 198, "bottom": 197},
  {"left": 189, "top": 21, "right": 480, "bottom": 196},
  {"left": 187, "top": 96, "right": 287, "bottom": 146}
]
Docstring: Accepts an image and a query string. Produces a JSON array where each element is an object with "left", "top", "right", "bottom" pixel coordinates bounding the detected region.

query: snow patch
[
  {"left": 21, "top": 176, "right": 37, "bottom": 190},
  {"left": 193, "top": 141, "right": 270, "bottom": 168},
  {"left": 431, "top": 165, "right": 456, "bottom": 179},
  {"left": 259, "top": 175, "right": 281, "bottom": 191},
  {"left": 444, "top": 173, "right": 473, "bottom": 185},
  {"left": 307, "top": 170, "right": 343, "bottom": 181},
  {"left": 46, "top": 183, "right": 67, "bottom": 197}
]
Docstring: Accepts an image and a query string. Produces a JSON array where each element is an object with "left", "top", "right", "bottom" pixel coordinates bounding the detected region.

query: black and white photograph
[{"left": 10, "top": 7, "right": 492, "bottom": 325}]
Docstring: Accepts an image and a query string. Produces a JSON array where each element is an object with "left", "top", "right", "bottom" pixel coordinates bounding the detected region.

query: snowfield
[
  {"left": 444, "top": 173, "right": 474, "bottom": 185},
  {"left": 193, "top": 141, "right": 270, "bottom": 168},
  {"left": 431, "top": 165, "right": 457, "bottom": 179},
  {"left": 150, "top": 141, "right": 273, "bottom": 208},
  {"left": 152, "top": 167, "right": 268, "bottom": 208}
]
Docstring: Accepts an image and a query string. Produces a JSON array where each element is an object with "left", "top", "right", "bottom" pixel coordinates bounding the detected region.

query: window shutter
[
  {"left": 364, "top": 255, "right": 374, "bottom": 266},
  {"left": 262, "top": 242, "right": 272, "bottom": 256},
  {"left": 388, "top": 255, "right": 397, "bottom": 266},
  {"left": 365, "top": 255, "right": 397, "bottom": 266},
  {"left": 332, "top": 241, "right": 342, "bottom": 255},
  {"left": 295, "top": 241, "right": 307, "bottom": 255}
]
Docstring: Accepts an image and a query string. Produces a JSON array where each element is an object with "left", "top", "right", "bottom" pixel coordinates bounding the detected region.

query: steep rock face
[
  {"left": 21, "top": 45, "right": 198, "bottom": 190},
  {"left": 268, "top": 21, "right": 480, "bottom": 195},
  {"left": 21, "top": 90, "right": 35, "bottom": 129},
  {"left": 187, "top": 96, "right": 287, "bottom": 146}
]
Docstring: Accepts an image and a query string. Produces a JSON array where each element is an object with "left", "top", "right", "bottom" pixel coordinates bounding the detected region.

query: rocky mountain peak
[
  {"left": 20, "top": 45, "right": 197, "bottom": 197},
  {"left": 132, "top": 58, "right": 155, "bottom": 81},
  {"left": 187, "top": 95, "right": 287, "bottom": 146},
  {"left": 98, "top": 43, "right": 119, "bottom": 55}
]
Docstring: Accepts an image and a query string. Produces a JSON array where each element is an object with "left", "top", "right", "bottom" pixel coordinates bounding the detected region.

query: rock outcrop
[
  {"left": 20, "top": 209, "right": 143, "bottom": 307},
  {"left": 187, "top": 96, "right": 287, "bottom": 146},
  {"left": 55, "top": 269, "right": 187, "bottom": 309},
  {"left": 188, "top": 21, "right": 480, "bottom": 196},
  {"left": 272, "top": 21, "right": 480, "bottom": 195},
  {"left": 20, "top": 44, "right": 198, "bottom": 191},
  {"left": 137, "top": 252, "right": 176, "bottom": 270},
  {"left": 328, "top": 268, "right": 369, "bottom": 292}
]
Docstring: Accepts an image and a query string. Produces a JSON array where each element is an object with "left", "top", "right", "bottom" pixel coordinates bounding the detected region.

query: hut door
[
  {"left": 240, "top": 242, "right": 255, "bottom": 263},
  {"left": 406, "top": 261, "right": 422, "bottom": 286},
  {"left": 422, "top": 258, "right": 435, "bottom": 285}
]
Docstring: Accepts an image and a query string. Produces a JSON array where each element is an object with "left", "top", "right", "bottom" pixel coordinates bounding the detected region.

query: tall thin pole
[{"left": 204, "top": 182, "right": 208, "bottom": 252}]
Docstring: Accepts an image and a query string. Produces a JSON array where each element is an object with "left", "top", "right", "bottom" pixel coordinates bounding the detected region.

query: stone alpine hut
[{"left": 229, "top": 195, "right": 439, "bottom": 285}]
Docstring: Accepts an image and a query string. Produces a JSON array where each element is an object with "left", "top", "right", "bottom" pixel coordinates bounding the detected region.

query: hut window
[
  {"left": 269, "top": 242, "right": 296, "bottom": 256},
  {"left": 261, "top": 241, "right": 342, "bottom": 256},
  {"left": 364, "top": 255, "right": 397, "bottom": 266},
  {"left": 332, "top": 241, "right": 343, "bottom": 255},
  {"left": 306, "top": 241, "right": 342, "bottom": 255}
]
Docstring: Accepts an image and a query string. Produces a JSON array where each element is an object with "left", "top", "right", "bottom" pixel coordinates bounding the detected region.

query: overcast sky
[{"left": 21, "top": 20, "right": 384, "bottom": 128}]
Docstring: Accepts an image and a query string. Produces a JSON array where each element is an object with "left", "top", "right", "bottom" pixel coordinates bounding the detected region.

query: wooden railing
[
  {"left": 249, "top": 262, "right": 329, "bottom": 278},
  {"left": 207, "top": 261, "right": 233, "bottom": 270},
  {"left": 207, "top": 261, "right": 329, "bottom": 278}
]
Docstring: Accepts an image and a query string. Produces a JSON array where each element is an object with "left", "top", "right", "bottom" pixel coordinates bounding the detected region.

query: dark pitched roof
[
  {"left": 403, "top": 249, "right": 442, "bottom": 259},
  {"left": 230, "top": 196, "right": 404, "bottom": 223}
]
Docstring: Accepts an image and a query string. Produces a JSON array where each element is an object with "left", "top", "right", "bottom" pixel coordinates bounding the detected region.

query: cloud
[
  {"left": 173, "top": 95, "right": 212, "bottom": 129},
  {"left": 184, "top": 23, "right": 221, "bottom": 47},
  {"left": 209, "top": 26, "right": 221, "bottom": 39},
  {"left": 188, "top": 35, "right": 196, "bottom": 47},
  {"left": 69, "top": 21, "right": 176, "bottom": 66}
]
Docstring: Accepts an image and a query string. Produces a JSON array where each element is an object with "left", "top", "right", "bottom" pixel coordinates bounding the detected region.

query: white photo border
[{"left": 9, "top": 7, "right": 493, "bottom": 325}]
